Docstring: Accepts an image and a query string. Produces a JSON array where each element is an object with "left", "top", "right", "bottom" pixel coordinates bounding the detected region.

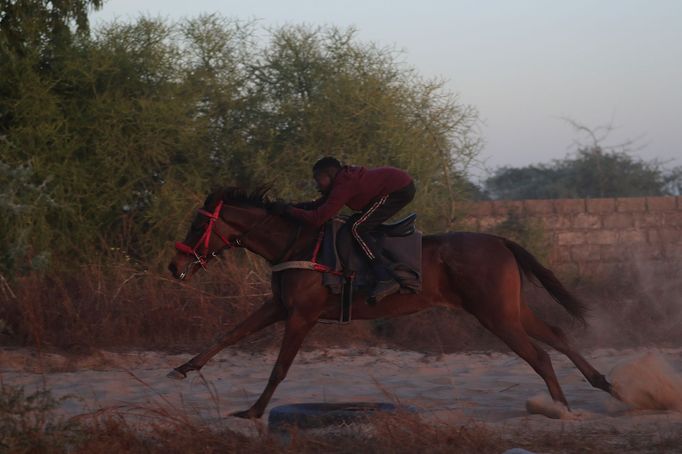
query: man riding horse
[{"left": 272, "top": 157, "right": 416, "bottom": 302}]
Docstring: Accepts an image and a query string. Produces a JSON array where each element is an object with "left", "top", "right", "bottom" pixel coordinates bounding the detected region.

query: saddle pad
[{"left": 320, "top": 217, "right": 422, "bottom": 295}]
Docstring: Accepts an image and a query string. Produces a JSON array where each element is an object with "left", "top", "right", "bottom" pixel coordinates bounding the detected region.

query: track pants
[{"left": 351, "top": 181, "right": 416, "bottom": 266}]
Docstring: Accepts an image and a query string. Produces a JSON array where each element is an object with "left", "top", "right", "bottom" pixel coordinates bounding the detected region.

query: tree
[
  {"left": 484, "top": 122, "right": 681, "bottom": 200},
  {"left": 0, "top": 16, "right": 482, "bottom": 275},
  {"left": 0, "top": 0, "right": 103, "bottom": 56},
  {"left": 243, "top": 26, "right": 481, "bottom": 228}
]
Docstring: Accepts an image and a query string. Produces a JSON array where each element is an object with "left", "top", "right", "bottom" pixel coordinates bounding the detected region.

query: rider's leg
[{"left": 352, "top": 182, "right": 415, "bottom": 303}]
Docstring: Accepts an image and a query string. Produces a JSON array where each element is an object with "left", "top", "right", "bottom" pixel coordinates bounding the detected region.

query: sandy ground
[{"left": 1, "top": 346, "right": 681, "bottom": 443}]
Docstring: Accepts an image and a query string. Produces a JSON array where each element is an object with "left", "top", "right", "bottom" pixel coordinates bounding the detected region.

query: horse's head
[
  {"left": 168, "top": 200, "right": 233, "bottom": 280},
  {"left": 168, "top": 187, "right": 273, "bottom": 280}
]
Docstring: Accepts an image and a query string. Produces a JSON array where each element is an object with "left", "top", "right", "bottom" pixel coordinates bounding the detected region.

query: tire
[{"left": 268, "top": 402, "right": 411, "bottom": 431}]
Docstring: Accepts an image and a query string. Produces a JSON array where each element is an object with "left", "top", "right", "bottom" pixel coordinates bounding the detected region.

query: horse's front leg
[
  {"left": 231, "top": 310, "right": 319, "bottom": 419},
  {"left": 168, "top": 299, "right": 286, "bottom": 379}
]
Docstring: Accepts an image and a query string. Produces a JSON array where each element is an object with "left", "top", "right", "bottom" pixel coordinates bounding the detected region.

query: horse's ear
[{"left": 204, "top": 186, "right": 224, "bottom": 208}]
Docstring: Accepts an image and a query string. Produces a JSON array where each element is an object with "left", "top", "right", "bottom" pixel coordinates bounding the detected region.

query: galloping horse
[{"left": 167, "top": 187, "right": 615, "bottom": 419}]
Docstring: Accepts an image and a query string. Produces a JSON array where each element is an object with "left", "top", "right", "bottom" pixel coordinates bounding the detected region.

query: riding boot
[{"left": 367, "top": 261, "right": 400, "bottom": 305}]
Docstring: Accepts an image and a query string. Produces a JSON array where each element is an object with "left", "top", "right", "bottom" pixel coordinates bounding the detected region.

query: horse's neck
[{"left": 232, "top": 208, "right": 313, "bottom": 263}]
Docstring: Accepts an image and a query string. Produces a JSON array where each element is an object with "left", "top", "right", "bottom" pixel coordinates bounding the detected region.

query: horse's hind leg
[
  {"left": 168, "top": 300, "right": 286, "bottom": 379},
  {"left": 520, "top": 304, "right": 613, "bottom": 394}
]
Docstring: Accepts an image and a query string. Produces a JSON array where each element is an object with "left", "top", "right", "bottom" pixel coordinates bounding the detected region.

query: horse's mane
[{"left": 203, "top": 185, "right": 273, "bottom": 210}]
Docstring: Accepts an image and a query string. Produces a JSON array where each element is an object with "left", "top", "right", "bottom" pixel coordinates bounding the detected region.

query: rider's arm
[{"left": 288, "top": 184, "right": 351, "bottom": 227}]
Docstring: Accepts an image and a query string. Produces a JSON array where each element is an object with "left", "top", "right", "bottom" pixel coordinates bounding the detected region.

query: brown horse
[{"left": 167, "top": 187, "right": 615, "bottom": 419}]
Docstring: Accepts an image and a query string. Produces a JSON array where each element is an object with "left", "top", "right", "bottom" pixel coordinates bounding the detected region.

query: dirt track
[{"left": 2, "top": 346, "right": 681, "bottom": 447}]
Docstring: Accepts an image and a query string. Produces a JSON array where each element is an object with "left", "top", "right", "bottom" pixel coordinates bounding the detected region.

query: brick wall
[{"left": 460, "top": 196, "right": 682, "bottom": 279}]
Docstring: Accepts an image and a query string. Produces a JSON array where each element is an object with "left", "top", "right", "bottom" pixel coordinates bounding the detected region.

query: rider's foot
[{"left": 367, "top": 279, "right": 400, "bottom": 305}]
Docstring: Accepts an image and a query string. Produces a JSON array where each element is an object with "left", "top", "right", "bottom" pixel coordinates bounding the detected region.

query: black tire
[{"left": 268, "top": 402, "right": 410, "bottom": 431}]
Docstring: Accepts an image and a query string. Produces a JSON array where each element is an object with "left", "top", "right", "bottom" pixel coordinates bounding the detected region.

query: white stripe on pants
[{"left": 351, "top": 194, "right": 389, "bottom": 260}]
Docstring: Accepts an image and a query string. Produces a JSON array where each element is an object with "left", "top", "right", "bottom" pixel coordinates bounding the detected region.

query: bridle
[
  {"left": 174, "top": 200, "right": 301, "bottom": 279},
  {"left": 174, "top": 201, "right": 234, "bottom": 279}
]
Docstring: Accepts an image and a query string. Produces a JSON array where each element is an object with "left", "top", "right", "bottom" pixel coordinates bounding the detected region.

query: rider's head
[{"left": 312, "top": 157, "right": 342, "bottom": 194}]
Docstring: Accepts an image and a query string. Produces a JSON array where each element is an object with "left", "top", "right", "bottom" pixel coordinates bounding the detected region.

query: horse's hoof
[
  {"left": 231, "top": 409, "right": 260, "bottom": 419},
  {"left": 167, "top": 369, "right": 187, "bottom": 380}
]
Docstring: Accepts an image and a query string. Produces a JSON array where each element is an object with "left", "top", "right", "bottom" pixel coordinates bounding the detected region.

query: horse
[{"left": 167, "top": 187, "right": 616, "bottom": 419}]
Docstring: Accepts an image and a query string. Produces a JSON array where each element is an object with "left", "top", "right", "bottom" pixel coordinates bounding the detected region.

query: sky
[{"left": 91, "top": 1, "right": 682, "bottom": 179}]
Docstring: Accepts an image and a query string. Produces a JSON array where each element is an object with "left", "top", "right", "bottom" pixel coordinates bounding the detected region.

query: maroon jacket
[{"left": 288, "top": 166, "right": 412, "bottom": 227}]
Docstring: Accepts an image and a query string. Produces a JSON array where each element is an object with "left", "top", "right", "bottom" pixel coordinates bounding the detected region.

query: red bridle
[{"left": 174, "top": 201, "right": 235, "bottom": 273}]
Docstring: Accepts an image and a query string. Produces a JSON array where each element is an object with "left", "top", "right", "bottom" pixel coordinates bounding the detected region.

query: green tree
[
  {"left": 0, "top": 0, "right": 103, "bottom": 56},
  {"left": 243, "top": 26, "right": 481, "bottom": 229},
  {"left": 485, "top": 123, "right": 681, "bottom": 200}
]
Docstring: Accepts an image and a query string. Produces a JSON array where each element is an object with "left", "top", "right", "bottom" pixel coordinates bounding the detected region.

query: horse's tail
[{"left": 502, "top": 237, "right": 587, "bottom": 324}]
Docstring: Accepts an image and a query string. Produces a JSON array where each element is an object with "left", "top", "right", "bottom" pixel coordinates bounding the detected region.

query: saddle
[{"left": 319, "top": 213, "right": 423, "bottom": 296}]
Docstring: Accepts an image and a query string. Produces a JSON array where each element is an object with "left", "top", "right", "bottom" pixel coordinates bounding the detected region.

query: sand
[{"left": 1, "top": 346, "right": 681, "bottom": 441}]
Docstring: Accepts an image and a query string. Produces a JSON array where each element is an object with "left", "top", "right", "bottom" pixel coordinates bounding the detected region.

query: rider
[{"left": 277, "top": 157, "right": 416, "bottom": 303}]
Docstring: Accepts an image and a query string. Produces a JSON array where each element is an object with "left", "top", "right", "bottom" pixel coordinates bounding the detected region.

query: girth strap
[
  {"left": 271, "top": 261, "right": 331, "bottom": 273},
  {"left": 270, "top": 228, "right": 340, "bottom": 274}
]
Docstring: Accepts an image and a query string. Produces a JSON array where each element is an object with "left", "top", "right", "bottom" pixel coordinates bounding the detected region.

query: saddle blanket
[{"left": 318, "top": 216, "right": 422, "bottom": 295}]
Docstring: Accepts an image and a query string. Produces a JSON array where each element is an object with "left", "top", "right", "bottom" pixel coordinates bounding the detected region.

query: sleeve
[{"left": 288, "top": 184, "right": 352, "bottom": 227}]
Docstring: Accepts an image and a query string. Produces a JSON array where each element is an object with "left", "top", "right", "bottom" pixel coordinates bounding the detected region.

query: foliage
[
  {"left": 0, "top": 384, "right": 81, "bottom": 453},
  {"left": 484, "top": 123, "right": 682, "bottom": 200},
  {"left": 0, "top": 0, "right": 104, "bottom": 70},
  {"left": 0, "top": 12, "right": 481, "bottom": 276}
]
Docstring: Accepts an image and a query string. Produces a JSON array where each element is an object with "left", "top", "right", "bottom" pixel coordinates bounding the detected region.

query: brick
[
  {"left": 603, "top": 213, "right": 634, "bottom": 229},
  {"left": 616, "top": 197, "right": 646, "bottom": 212},
  {"left": 646, "top": 196, "right": 677, "bottom": 211},
  {"left": 578, "top": 262, "right": 622, "bottom": 280},
  {"left": 555, "top": 262, "right": 580, "bottom": 278},
  {"left": 555, "top": 199, "right": 586, "bottom": 214},
  {"left": 550, "top": 246, "right": 573, "bottom": 264},
  {"left": 586, "top": 198, "right": 616, "bottom": 213},
  {"left": 618, "top": 229, "right": 647, "bottom": 244},
  {"left": 571, "top": 244, "right": 601, "bottom": 262},
  {"left": 572, "top": 213, "right": 602, "bottom": 229},
  {"left": 677, "top": 196, "right": 682, "bottom": 209},
  {"left": 464, "top": 201, "right": 493, "bottom": 216},
  {"left": 666, "top": 244, "right": 682, "bottom": 259},
  {"left": 492, "top": 200, "right": 524, "bottom": 216},
  {"left": 633, "top": 212, "right": 665, "bottom": 229},
  {"left": 524, "top": 199, "right": 554, "bottom": 214},
  {"left": 600, "top": 245, "right": 629, "bottom": 262},
  {"left": 629, "top": 244, "right": 664, "bottom": 260},
  {"left": 664, "top": 211, "right": 682, "bottom": 227},
  {"left": 478, "top": 216, "right": 506, "bottom": 230},
  {"left": 586, "top": 230, "right": 619, "bottom": 245},
  {"left": 539, "top": 215, "right": 572, "bottom": 229},
  {"left": 648, "top": 228, "right": 682, "bottom": 244},
  {"left": 557, "top": 231, "right": 585, "bottom": 245}
]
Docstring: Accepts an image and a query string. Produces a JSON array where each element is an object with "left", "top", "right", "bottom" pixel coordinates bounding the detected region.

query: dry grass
[
  {"left": 0, "top": 256, "right": 380, "bottom": 354},
  {"left": 0, "top": 256, "right": 275, "bottom": 352},
  {"left": 1, "top": 254, "right": 680, "bottom": 355},
  {"left": 3, "top": 381, "right": 680, "bottom": 454}
]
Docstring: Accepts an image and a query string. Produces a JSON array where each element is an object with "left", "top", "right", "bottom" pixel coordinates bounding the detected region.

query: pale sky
[{"left": 92, "top": 1, "right": 682, "bottom": 179}]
